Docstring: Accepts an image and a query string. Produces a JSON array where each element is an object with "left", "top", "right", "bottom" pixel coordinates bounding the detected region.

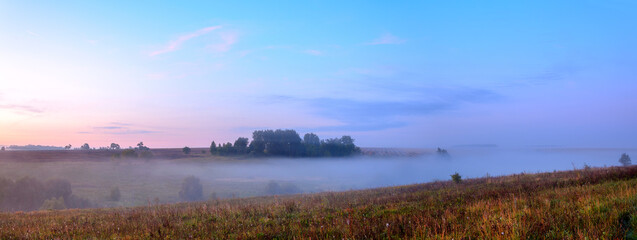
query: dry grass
[{"left": 1, "top": 166, "right": 637, "bottom": 239}]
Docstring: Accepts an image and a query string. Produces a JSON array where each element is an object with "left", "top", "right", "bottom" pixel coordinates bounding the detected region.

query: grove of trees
[
  {"left": 0, "top": 177, "right": 92, "bottom": 211},
  {"left": 209, "top": 129, "right": 360, "bottom": 157}
]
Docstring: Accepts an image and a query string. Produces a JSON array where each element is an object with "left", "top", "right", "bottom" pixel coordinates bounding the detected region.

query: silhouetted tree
[
  {"left": 179, "top": 176, "right": 203, "bottom": 201},
  {"left": 320, "top": 136, "right": 360, "bottom": 157},
  {"left": 620, "top": 153, "right": 632, "bottom": 166},
  {"left": 436, "top": 147, "right": 450, "bottom": 158},
  {"left": 136, "top": 142, "right": 149, "bottom": 151},
  {"left": 218, "top": 142, "right": 234, "bottom": 156},
  {"left": 303, "top": 133, "right": 320, "bottom": 146},
  {"left": 210, "top": 141, "right": 217, "bottom": 155},
  {"left": 234, "top": 137, "right": 249, "bottom": 154},
  {"left": 80, "top": 143, "right": 90, "bottom": 150},
  {"left": 64, "top": 144, "right": 72, "bottom": 150},
  {"left": 303, "top": 133, "right": 321, "bottom": 157},
  {"left": 110, "top": 143, "right": 121, "bottom": 150},
  {"left": 250, "top": 129, "right": 304, "bottom": 156},
  {"left": 182, "top": 146, "right": 191, "bottom": 154}
]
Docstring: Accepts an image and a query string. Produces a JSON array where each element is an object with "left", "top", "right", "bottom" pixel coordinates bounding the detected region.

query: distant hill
[{"left": 7, "top": 144, "right": 65, "bottom": 151}]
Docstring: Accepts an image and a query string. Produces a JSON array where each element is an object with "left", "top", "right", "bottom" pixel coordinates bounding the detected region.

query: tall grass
[{"left": 1, "top": 166, "right": 637, "bottom": 239}]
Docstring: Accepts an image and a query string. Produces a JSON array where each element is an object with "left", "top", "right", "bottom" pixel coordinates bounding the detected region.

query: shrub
[
  {"left": 40, "top": 197, "right": 66, "bottom": 210},
  {"left": 451, "top": 172, "right": 462, "bottom": 183},
  {"left": 44, "top": 179, "right": 72, "bottom": 200},
  {"left": 64, "top": 194, "right": 93, "bottom": 209},
  {"left": 179, "top": 176, "right": 203, "bottom": 201},
  {"left": 121, "top": 149, "right": 138, "bottom": 158},
  {"left": 109, "top": 187, "right": 121, "bottom": 201},
  {"left": 139, "top": 150, "right": 153, "bottom": 159},
  {"left": 182, "top": 146, "right": 191, "bottom": 154},
  {"left": 265, "top": 181, "right": 302, "bottom": 195}
]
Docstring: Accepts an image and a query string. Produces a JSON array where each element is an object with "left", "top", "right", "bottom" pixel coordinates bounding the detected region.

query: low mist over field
[
  {"left": 1, "top": 3, "right": 636, "bottom": 239},
  {"left": 0, "top": 147, "right": 632, "bottom": 210}
]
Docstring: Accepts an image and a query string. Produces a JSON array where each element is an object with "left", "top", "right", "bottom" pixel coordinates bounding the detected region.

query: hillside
[{"left": 1, "top": 166, "right": 637, "bottom": 238}]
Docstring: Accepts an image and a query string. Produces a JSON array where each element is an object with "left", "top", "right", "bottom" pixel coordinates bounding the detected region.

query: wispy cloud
[
  {"left": 208, "top": 32, "right": 238, "bottom": 52},
  {"left": 79, "top": 124, "right": 159, "bottom": 135},
  {"left": 304, "top": 49, "right": 323, "bottom": 56},
  {"left": 268, "top": 87, "right": 501, "bottom": 132},
  {"left": 500, "top": 65, "right": 580, "bottom": 88},
  {"left": 0, "top": 104, "right": 43, "bottom": 114},
  {"left": 150, "top": 25, "right": 222, "bottom": 56},
  {"left": 94, "top": 126, "right": 124, "bottom": 130},
  {"left": 366, "top": 33, "right": 406, "bottom": 45},
  {"left": 26, "top": 30, "right": 40, "bottom": 38},
  {"left": 110, "top": 122, "right": 132, "bottom": 126}
]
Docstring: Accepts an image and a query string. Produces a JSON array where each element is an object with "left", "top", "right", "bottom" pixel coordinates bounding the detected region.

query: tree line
[{"left": 208, "top": 129, "right": 360, "bottom": 157}]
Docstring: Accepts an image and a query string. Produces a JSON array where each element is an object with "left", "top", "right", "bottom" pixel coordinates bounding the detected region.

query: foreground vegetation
[{"left": 2, "top": 166, "right": 637, "bottom": 239}]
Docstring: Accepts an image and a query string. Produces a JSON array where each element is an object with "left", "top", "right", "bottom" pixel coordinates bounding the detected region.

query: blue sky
[{"left": 0, "top": 1, "right": 636, "bottom": 148}]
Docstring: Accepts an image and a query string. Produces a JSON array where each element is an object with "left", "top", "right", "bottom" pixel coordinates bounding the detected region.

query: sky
[{"left": 0, "top": 1, "right": 636, "bottom": 149}]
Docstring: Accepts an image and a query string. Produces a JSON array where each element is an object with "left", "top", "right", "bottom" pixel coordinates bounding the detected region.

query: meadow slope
[{"left": 2, "top": 166, "right": 637, "bottom": 239}]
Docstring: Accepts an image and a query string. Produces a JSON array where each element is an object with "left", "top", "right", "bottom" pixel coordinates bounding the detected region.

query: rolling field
[{"left": 1, "top": 165, "right": 637, "bottom": 239}]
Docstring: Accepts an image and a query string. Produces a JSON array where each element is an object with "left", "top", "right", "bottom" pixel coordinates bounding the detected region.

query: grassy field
[{"left": 1, "top": 165, "right": 637, "bottom": 239}]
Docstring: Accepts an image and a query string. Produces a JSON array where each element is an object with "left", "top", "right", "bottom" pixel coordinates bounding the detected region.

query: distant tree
[
  {"left": 182, "top": 146, "right": 191, "bottom": 154},
  {"left": 110, "top": 143, "right": 121, "bottom": 150},
  {"left": 64, "top": 144, "right": 72, "bottom": 150},
  {"left": 320, "top": 136, "right": 360, "bottom": 157},
  {"left": 210, "top": 141, "right": 217, "bottom": 155},
  {"left": 264, "top": 181, "right": 280, "bottom": 195},
  {"left": 10, "top": 177, "right": 46, "bottom": 211},
  {"left": 303, "top": 133, "right": 320, "bottom": 146},
  {"left": 0, "top": 146, "right": 4, "bottom": 151},
  {"left": 303, "top": 133, "right": 321, "bottom": 157},
  {"left": 80, "top": 143, "right": 90, "bottom": 150},
  {"left": 250, "top": 129, "right": 303, "bottom": 156},
  {"left": 451, "top": 172, "right": 462, "bottom": 183},
  {"left": 136, "top": 142, "right": 149, "bottom": 151},
  {"left": 619, "top": 153, "right": 632, "bottom": 166},
  {"left": 437, "top": 148, "right": 448, "bottom": 154},
  {"left": 234, "top": 137, "right": 249, "bottom": 154},
  {"left": 44, "top": 179, "right": 72, "bottom": 200},
  {"left": 218, "top": 142, "right": 234, "bottom": 156},
  {"left": 437, "top": 147, "right": 450, "bottom": 158},
  {"left": 264, "top": 180, "right": 302, "bottom": 195},
  {"left": 179, "top": 176, "right": 203, "bottom": 201},
  {"left": 109, "top": 187, "right": 120, "bottom": 201}
]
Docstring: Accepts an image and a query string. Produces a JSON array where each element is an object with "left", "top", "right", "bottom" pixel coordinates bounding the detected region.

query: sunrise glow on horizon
[{"left": 1, "top": 1, "right": 636, "bottom": 149}]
